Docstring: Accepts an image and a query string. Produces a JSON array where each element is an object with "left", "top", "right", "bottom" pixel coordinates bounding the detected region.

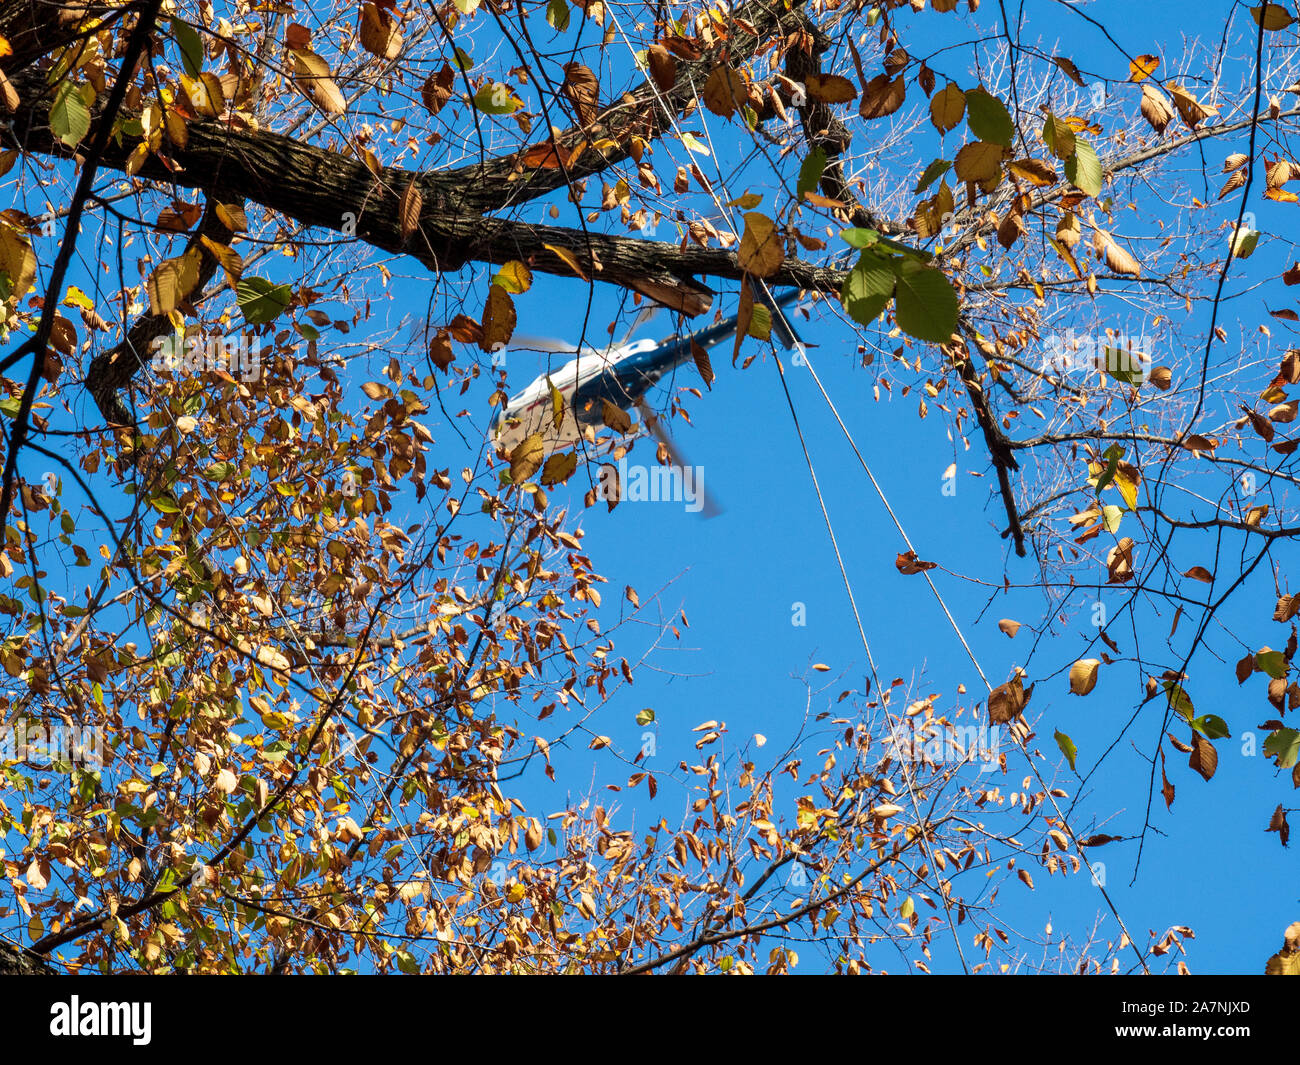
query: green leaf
[
  {"left": 1095, "top": 443, "right": 1123, "bottom": 494},
  {"left": 1101, "top": 504, "right": 1123, "bottom": 533},
  {"left": 546, "top": 0, "right": 570, "bottom": 30},
  {"left": 1054, "top": 729, "right": 1078, "bottom": 771},
  {"left": 1190, "top": 714, "right": 1231, "bottom": 739},
  {"left": 236, "top": 277, "right": 292, "bottom": 324},
  {"left": 1256, "top": 649, "right": 1288, "bottom": 679},
  {"left": 0, "top": 397, "right": 22, "bottom": 418},
  {"left": 1231, "top": 228, "right": 1261, "bottom": 259},
  {"left": 1065, "top": 138, "right": 1103, "bottom": 197},
  {"left": 172, "top": 18, "right": 204, "bottom": 78},
  {"left": 635, "top": 708, "right": 655, "bottom": 726},
  {"left": 797, "top": 147, "right": 827, "bottom": 200},
  {"left": 914, "top": 158, "right": 952, "bottom": 194},
  {"left": 747, "top": 303, "right": 772, "bottom": 341},
  {"left": 1041, "top": 113, "right": 1077, "bottom": 160},
  {"left": 893, "top": 260, "right": 959, "bottom": 344},
  {"left": 965, "top": 88, "right": 1014, "bottom": 146},
  {"left": 50, "top": 81, "right": 92, "bottom": 149},
  {"left": 473, "top": 83, "right": 522, "bottom": 115},
  {"left": 1164, "top": 681, "right": 1195, "bottom": 721},
  {"left": 840, "top": 227, "right": 880, "bottom": 249},
  {"left": 841, "top": 251, "right": 895, "bottom": 326},
  {"left": 1265, "top": 727, "right": 1300, "bottom": 769}
]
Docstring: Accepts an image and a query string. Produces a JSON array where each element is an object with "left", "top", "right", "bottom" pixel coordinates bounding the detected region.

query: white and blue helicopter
[{"left": 492, "top": 285, "right": 807, "bottom": 467}]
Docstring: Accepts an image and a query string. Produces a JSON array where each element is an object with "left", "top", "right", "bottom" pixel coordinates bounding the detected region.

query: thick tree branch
[
  {"left": 446, "top": 0, "right": 814, "bottom": 213},
  {"left": 84, "top": 197, "right": 238, "bottom": 422}
]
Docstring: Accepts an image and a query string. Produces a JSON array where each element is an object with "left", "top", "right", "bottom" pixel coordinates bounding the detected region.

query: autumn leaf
[
  {"left": 952, "top": 143, "right": 1002, "bottom": 187},
  {"left": 540, "top": 452, "right": 578, "bottom": 486},
  {"left": 1139, "top": 85, "right": 1175, "bottom": 133},
  {"left": 1128, "top": 54, "right": 1160, "bottom": 82},
  {"left": 859, "top": 74, "right": 906, "bottom": 120},
  {"left": 646, "top": 45, "right": 675, "bottom": 92},
  {"left": 1069, "top": 659, "right": 1100, "bottom": 696},
  {"left": 805, "top": 74, "right": 857, "bottom": 104},
  {"left": 481, "top": 285, "right": 517, "bottom": 352},
  {"left": 702, "top": 66, "right": 749, "bottom": 118},
  {"left": 738, "top": 212, "right": 783, "bottom": 277},
  {"left": 1053, "top": 55, "right": 1088, "bottom": 87},
  {"left": 929, "top": 82, "right": 965, "bottom": 133},
  {"left": 290, "top": 50, "right": 346, "bottom": 114},
  {"left": 509, "top": 434, "right": 545, "bottom": 482},
  {"left": 895, "top": 550, "right": 937, "bottom": 574},
  {"left": 359, "top": 3, "right": 403, "bottom": 60}
]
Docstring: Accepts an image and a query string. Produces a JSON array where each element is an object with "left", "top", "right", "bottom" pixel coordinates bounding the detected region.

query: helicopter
[{"left": 492, "top": 285, "right": 807, "bottom": 465}]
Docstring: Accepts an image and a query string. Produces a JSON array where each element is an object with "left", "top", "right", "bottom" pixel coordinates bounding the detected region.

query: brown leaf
[
  {"left": 1106, "top": 537, "right": 1136, "bottom": 583},
  {"left": 562, "top": 63, "right": 600, "bottom": 125},
  {"left": 399, "top": 181, "right": 423, "bottom": 241},
  {"left": 1008, "top": 158, "right": 1058, "bottom": 187},
  {"left": 422, "top": 65, "right": 455, "bottom": 114},
  {"left": 646, "top": 45, "right": 676, "bottom": 92},
  {"left": 988, "top": 675, "right": 1030, "bottom": 725},
  {"left": 1053, "top": 56, "right": 1088, "bottom": 87},
  {"left": 1069, "top": 659, "right": 1101, "bottom": 695},
  {"left": 692, "top": 340, "right": 714, "bottom": 388},
  {"left": 1275, "top": 595, "right": 1300, "bottom": 622},
  {"left": 540, "top": 452, "right": 578, "bottom": 486},
  {"left": 1168, "top": 83, "right": 1216, "bottom": 129},
  {"left": 481, "top": 285, "right": 516, "bottom": 352},
  {"left": 859, "top": 74, "right": 907, "bottom": 120},
  {"left": 1093, "top": 229, "right": 1142, "bottom": 276},
  {"left": 1189, "top": 733, "right": 1218, "bottom": 781},
  {"left": 359, "top": 3, "right": 403, "bottom": 60},
  {"left": 929, "top": 82, "right": 965, "bottom": 132},
  {"left": 601, "top": 399, "right": 631, "bottom": 434},
  {"left": 1128, "top": 54, "right": 1160, "bottom": 83},
  {"left": 1268, "top": 803, "right": 1291, "bottom": 847},
  {"left": 998, "top": 618, "right": 1021, "bottom": 638},
  {"left": 895, "top": 550, "right": 938, "bottom": 575},
  {"left": 702, "top": 66, "right": 749, "bottom": 118},
  {"left": 955, "top": 141, "right": 1004, "bottom": 183},
  {"left": 1183, "top": 566, "right": 1214, "bottom": 583},
  {"left": 996, "top": 211, "right": 1025, "bottom": 249},
  {"left": 805, "top": 74, "right": 857, "bottom": 104}
]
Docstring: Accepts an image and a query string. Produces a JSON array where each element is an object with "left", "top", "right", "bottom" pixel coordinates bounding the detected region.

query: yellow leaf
[
  {"left": 359, "top": 2, "right": 403, "bottom": 60},
  {"left": 1128, "top": 54, "right": 1160, "bottom": 83},
  {"left": 482, "top": 284, "right": 516, "bottom": 352},
  {"left": 510, "top": 433, "right": 545, "bottom": 482},
  {"left": 738, "top": 212, "right": 783, "bottom": 277},
  {"left": 929, "top": 82, "right": 966, "bottom": 132},
  {"left": 543, "top": 242, "right": 588, "bottom": 281},
  {"left": 494, "top": 260, "right": 533, "bottom": 294},
  {"left": 290, "top": 50, "right": 346, "bottom": 114},
  {"left": 954, "top": 141, "right": 1004, "bottom": 183},
  {"left": 541, "top": 452, "right": 578, "bottom": 486},
  {"left": 1069, "top": 659, "right": 1100, "bottom": 695},
  {"left": 0, "top": 225, "right": 37, "bottom": 302}
]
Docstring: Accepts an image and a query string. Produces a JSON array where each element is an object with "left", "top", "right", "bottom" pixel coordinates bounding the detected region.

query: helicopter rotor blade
[
  {"left": 507, "top": 335, "right": 583, "bottom": 354},
  {"left": 634, "top": 401, "right": 723, "bottom": 519},
  {"left": 617, "top": 304, "right": 662, "bottom": 347}
]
